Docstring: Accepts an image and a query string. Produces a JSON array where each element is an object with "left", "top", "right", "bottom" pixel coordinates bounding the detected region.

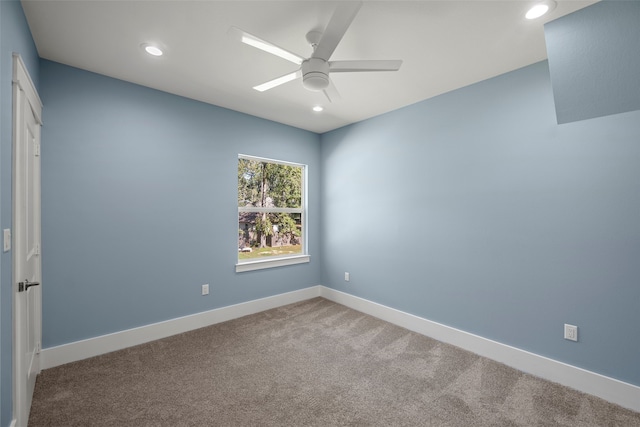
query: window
[{"left": 236, "top": 155, "right": 309, "bottom": 272}]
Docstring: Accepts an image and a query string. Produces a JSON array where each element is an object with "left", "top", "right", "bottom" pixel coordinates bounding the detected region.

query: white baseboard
[
  {"left": 40, "top": 285, "right": 321, "bottom": 370},
  {"left": 319, "top": 286, "right": 640, "bottom": 413}
]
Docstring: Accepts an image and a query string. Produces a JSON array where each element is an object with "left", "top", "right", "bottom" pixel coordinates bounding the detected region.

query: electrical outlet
[
  {"left": 344, "top": 272, "right": 350, "bottom": 282},
  {"left": 3, "top": 229, "right": 10, "bottom": 252},
  {"left": 202, "top": 284, "right": 209, "bottom": 296},
  {"left": 564, "top": 324, "right": 578, "bottom": 341}
]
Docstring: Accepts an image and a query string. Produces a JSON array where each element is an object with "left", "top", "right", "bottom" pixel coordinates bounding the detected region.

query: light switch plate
[{"left": 3, "top": 229, "right": 10, "bottom": 252}]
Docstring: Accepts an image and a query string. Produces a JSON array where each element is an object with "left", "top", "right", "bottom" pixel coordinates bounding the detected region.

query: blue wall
[
  {"left": 320, "top": 60, "right": 640, "bottom": 387},
  {"left": 39, "top": 60, "right": 321, "bottom": 348},
  {"left": 0, "top": 0, "right": 40, "bottom": 424},
  {"left": 545, "top": 1, "right": 640, "bottom": 124}
]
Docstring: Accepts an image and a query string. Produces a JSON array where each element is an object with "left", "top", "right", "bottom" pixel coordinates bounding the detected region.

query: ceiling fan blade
[
  {"left": 323, "top": 78, "right": 341, "bottom": 103},
  {"left": 228, "top": 26, "right": 304, "bottom": 65},
  {"left": 329, "top": 60, "right": 403, "bottom": 73},
  {"left": 312, "top": 1, "right": 363, "bottom": 61},
  {"left": 253, "top": 70, "right": 302, "bottom": 92}
]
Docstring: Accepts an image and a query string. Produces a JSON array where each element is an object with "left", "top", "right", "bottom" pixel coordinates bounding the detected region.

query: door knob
[{"left": 18, "top": 280, "right": 40, "bottom": 292}]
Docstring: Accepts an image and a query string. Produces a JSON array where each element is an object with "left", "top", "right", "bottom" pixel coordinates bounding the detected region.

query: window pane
[
  {"left": 238, "top": 158, "right": 261, "bottom": 208},
  {"left": 238, "top": 212, "right": 303, "bottom": 260},
  {"left": 238, "top": 158, "right": 302, "bottom": 208}
]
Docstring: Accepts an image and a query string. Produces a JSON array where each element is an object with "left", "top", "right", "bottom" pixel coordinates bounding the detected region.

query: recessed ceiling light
[
  {"left": 312, "top": 106, "right": 324, "bottom": 112},
  {"left": 142, "top": 44, "right": 163, "bottom": 56},
  {"left": 526, "top": 1, "right": 556, "bottom": 19}
]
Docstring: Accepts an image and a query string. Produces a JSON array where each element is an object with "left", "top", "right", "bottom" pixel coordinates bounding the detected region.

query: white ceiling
[{"left": 21, "top": 0, "right": 596, "bottom": 134}]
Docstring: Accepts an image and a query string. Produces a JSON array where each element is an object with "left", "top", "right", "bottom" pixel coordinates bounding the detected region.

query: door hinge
[
  {"left": 35, "top": 244, "right": 40, "bottom": 256},
  {"left": 35, "top": 142, "right": 40, "bottom": 157}
]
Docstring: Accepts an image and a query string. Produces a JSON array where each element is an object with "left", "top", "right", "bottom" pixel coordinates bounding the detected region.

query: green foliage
[
  {"left": 267, "top": 163, "right": 302, "bottom": 208},
  {"left": 275, "top": 213, "right": 300, "bottom": 237},
  {"left": 255, "top": 214, "right": 274, "bottom": 237},
  {"left": 238, "top": 158, "right": 261, "bottom": 207},
  {"left": 238, "top": 158, "right": 302, "bottom": 208}
]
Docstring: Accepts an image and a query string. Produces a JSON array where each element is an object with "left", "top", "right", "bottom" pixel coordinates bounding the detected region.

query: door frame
[{"left": 11, "top": 52, "right": 43, "bottom": 427}]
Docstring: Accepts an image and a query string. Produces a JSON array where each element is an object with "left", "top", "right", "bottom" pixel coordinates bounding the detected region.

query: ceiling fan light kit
[
  {"left": 230, "top": 1, "right": 402, "bottom": 102},
  {"left": 302, "top": 58, "right": 329, "bottom": 91}
]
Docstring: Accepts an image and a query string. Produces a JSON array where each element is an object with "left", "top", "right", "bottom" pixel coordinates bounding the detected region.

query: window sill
[{"left": 236, "top": 255, "right": 310, "bottom": 273}]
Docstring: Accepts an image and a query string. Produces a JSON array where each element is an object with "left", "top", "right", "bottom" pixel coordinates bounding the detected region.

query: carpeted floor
[{"left": 29, "top": 297, "right": 640, "bottom": 426}]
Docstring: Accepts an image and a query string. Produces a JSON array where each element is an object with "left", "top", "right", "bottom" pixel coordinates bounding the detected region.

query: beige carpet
[{"left": 29, "top": 297, "right": 640, "bottom": 426}]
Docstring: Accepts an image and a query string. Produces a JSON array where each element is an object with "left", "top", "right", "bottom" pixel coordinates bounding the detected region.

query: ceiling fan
[{"left": 228, "top": 1, "right": 402, "bottom": 102}]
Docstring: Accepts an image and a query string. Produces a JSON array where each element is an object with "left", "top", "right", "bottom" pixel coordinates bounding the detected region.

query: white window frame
[{"left": 236, "top": 154, "right": 309, "bottom": 272}]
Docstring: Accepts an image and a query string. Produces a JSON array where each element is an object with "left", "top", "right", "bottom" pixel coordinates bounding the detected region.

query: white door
[{"left": 12, "top": 53, "right": 43, "bottom": 427}]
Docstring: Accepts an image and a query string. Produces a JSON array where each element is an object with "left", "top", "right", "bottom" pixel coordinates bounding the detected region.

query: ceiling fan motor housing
[{"left": 302, "top": 58, "right": 329, "bottom": 91}]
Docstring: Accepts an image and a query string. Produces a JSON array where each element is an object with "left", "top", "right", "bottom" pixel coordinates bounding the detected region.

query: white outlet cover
[
  {"left": 564, "top": 324, "right": 578, "bottom": 341},
  {"left": 3, "top": 229, "right": 11, "bottom": 252},
  {"left": 202, "top": 284, "right": 209, "bottom": 295}
]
